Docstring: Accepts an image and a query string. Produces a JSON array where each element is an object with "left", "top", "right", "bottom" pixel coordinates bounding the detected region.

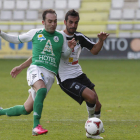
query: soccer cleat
[
  {"left": 32, "top": 124, "right": 48, "bottom": 136},
  {"left": 0, "top": 107, "right": 3, "bottom": 116},
  {"left": 86, "top": 132, "right": 103, "bottom": 139},
  {"left": 101, "top": 128, "right": 105, "bottom": 133}
]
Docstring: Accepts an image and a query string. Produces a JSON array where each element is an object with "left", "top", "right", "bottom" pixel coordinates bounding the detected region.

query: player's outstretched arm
[
  {"left": 90, "top": 32, "right": 109, "bottom": 55},
  {"left": 0, "top": 30, "right": 21, "bottom": 44},
  {"left": 61, "top": 38, "right": 76, "bottom": 59},
  {"left": 10, "top": 56, "right": 32, "bottom": 78}
]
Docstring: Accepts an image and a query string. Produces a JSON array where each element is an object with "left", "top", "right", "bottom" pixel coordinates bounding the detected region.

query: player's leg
[
  {"left": 92, "top": 88, "right": 102, "bottom": 119},
  {"left": 27, "top": 65, "right": 48, "bottom": 135},
  {"left": 31, "top": 79, "right": 48, "bottom": 136},
  {"left": 78, "top": 74, "right": 103, "bottom": 139},
  {"left": 85, "top": 88, "right": 101, "bottom": 119},
  {"left": 30, "top": 66, "right": 55, "bottom": 136},
  {"left": 81, "top": 87, "right": 97, "bottom": 118},
  {"left": 0, "top": 91, "right": 34, "bottom": 116},
  {"left": 24, "top": 92, "right": 34, "bottom": 113}
]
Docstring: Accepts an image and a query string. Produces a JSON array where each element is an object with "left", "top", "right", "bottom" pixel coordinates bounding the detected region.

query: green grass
[{"left": 0, "top": 59, "right": 140, "bottom": 140}]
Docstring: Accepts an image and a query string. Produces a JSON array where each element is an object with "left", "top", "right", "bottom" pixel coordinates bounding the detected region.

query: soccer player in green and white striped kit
[{"left": 0, "top": 9, "right": 76, "bottom": 136}]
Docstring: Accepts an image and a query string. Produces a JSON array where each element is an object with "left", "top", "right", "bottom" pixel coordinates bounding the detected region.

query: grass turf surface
[{"left": 0, "top": 59, "right": 140, "bottom": 140}]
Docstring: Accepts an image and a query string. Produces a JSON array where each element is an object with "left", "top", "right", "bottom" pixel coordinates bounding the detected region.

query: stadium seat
[
  {"left": 3, "top": 0, "right": 15, "bottom": 10},
  {"left": 122, "top": 9, "right": 135, "bottom": 20},
  {"left": 13, "top": 11, "right": 25, "bottom": 21},
  {"left": 77, "top": 25, "right": 106, "bottom": 33},
  {"left": 36, "top": 25, "right": 44, "bottom": 29},
  {"left": 138, "top": 0, "right": 140, "bottom": 8},
  {"left": 131, "top": 32, "right": 140, "bottom": 38},
  {"left": 9, "top": 25, "right": 22, "bottom": 31},
  {"left": 107, "top": 24, "right": 117, "bottom": 30},
  {"left": 0, "top": 25, "right": 9, "bottom": 31},
  {"left": 80, "top": 12, "right": 108, "bottom": 21},
  {"left": 55, "top": 10, "right": 65, "bottom": 20},
  {"left": 23, "top": 25, "right": 36, "bottom": 31},
  {"left": 26, "top": 10, "right": 38, "bottom": 20},
  {"left": 124, "top": 2, "right": 137, "bottom": 9},
  {"left": 109, "top": 9, "right": 122, "bottom": 20},
  {"left": 0, "top": 11, "right": 12, "bottom": 20},
  {"left": 16, "top": 0, "right": 28, "bottom": 9},
  {"left": 42, "top": 0, "right": 54, "bottom": 9},
  {"left": 136, "top": 9, "right": 140, "bottom": 19},
  {"left": 0, "top": 0, "right": 2, "bottom": 9},
  {"left": 55, "top": 0, "right": 67, "bottom": 9},
  {"left": 111, "top": 0, "right": 124, "bottom": 9},
  {"left": 68, "top": 0, "right": 80, "bottom": 9},
  {"left": 29, "top": 0, "right": 41, "bottom": 10},
  {"left": 119, "top": 32, "right": 131, "bottom": 37},
  {"left": 56, "top": 25, "right": 63, "bottom": 30},
  {"left": 120, "top": 24, "right": 133, "bottom": 30},
  {"left": 134, "top": 24, "right": 140, "bottom": 30},
  {"left": 80, "top": 1, "right": 111, "bottom": 11}
]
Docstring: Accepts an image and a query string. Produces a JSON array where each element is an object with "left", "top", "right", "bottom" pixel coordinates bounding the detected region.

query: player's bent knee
[{"left": 89, "top": 96, "right": 96, "bottom": 104}]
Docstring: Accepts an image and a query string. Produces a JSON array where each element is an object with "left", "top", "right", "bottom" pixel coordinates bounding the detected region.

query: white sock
[
  {"left": 86, "top": 104, "right": 96, "bottom": 118},
  {"left": 94, "top": 113, "right": 101, "bottom": 118}
]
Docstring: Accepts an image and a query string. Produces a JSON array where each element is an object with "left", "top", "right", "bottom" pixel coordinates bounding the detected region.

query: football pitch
[{"left": 0, "top": 59, "right": 140, "bottom": 140}]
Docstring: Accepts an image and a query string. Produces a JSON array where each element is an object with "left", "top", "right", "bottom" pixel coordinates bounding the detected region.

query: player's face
[
  {"left": 42, "top": 13, "right": 57, "bottom": 33},
  {"left": 64, "top": 16, "right": 79, "bottom": 35}
]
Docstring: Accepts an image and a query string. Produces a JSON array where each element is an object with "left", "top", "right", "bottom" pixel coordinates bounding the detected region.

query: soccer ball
[{"left": 85, "top": 117, "right": 103, "bottom": 135}]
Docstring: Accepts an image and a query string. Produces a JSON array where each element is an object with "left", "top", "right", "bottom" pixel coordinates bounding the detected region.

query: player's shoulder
[
  {"left": 30, "top": 28, "right": 43, "bottom": 32},
  {"left": 55, "top": 30, "right": 63, "bottom": 35},
  {"left": 74, "top": 31, "right": 85, "bottom": 37},
  {"left": 55, "top": 30, "right": 64, "bottom": 39},
  {"left": 27, "top": 28, "right": 44, "bottom": 34}
]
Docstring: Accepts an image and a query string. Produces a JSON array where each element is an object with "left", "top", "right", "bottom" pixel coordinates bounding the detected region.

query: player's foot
[
  {"left": 0, "top": 107, "right": 3, "bottom": 116},
  {"left": 101, "top": 128, "right": 105, "bottom": 133},
  {"left": 32, "top": 124, "right": 48, "bottom": 136},
  {"left": 0, "top": 107, "right": 3, "bottom": 110},
  {"left": 86, "top": 132, "right": 103, "bottom": 139}
]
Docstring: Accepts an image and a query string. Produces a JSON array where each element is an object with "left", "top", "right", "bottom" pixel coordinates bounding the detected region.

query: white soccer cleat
[
  {"left": 101, "top": 128, "right": 105, "bottom": 133},
  {"left": 86, "top": 132, "right": 103, "bottom": 139},
  {"left": 0, "top": 107, "right": 3, "bottom": 110}
]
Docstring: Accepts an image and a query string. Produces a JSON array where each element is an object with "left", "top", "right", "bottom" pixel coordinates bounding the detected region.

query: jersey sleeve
[
  {"left": 60, "top": 33, "right": 72, "bottom": 59},
  {"left": 79, "top": 34, "right": 95, "bottom": 51},
  {"left": 18, "top": 29, "right": 41, "bottom": 43},
  {"left": 0, "top": 31, "right": 20, "bottom": 44}
]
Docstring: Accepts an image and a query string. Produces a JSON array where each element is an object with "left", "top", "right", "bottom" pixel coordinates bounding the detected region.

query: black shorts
[{"left": 57, "top": 73, "right": 95, "bottom": 105}]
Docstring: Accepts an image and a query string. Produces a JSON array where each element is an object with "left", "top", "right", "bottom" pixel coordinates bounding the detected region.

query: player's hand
[
  {"left": 98, "top": 32, "right": 109, "bottom": 41},
  {"left": 68, "top": 38, "right": 76, "bottom": 49},
  {"left": 10, "top": 66, "right": 23, "bottom": 78}
]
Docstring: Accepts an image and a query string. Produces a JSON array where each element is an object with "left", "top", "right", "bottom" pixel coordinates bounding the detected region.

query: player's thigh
[
  {"left": 40, "top": 67, "right": 55, "bottom": 93},
  {"left": 27, "top": 65, "right": 51, "bottom": 91},
  {"left": 33, "top": 80, "right": 46, "bottom": 91},
  {"left": 60, "top": 79, "right": 86, "bottom": 104},
  {"left": 27, "top": 65, "right": 45, "bottom": 87}
]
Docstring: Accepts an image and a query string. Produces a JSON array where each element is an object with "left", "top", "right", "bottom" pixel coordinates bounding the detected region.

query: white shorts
[{"left": 27, "top": 65, "right": 55, "bottom": 100}]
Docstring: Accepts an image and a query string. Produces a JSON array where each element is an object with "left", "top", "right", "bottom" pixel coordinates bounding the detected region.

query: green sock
[
  {"left": 0, "top": 105, "right": 30, "bottom": 116},
  {"left": 33, "top": 88, "right": 47, "bottom": 128}
]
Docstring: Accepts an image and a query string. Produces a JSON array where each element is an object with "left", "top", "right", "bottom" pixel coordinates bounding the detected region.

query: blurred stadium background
[{"left": 0, "top": 0, "right": 140, "bottom": 59}]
